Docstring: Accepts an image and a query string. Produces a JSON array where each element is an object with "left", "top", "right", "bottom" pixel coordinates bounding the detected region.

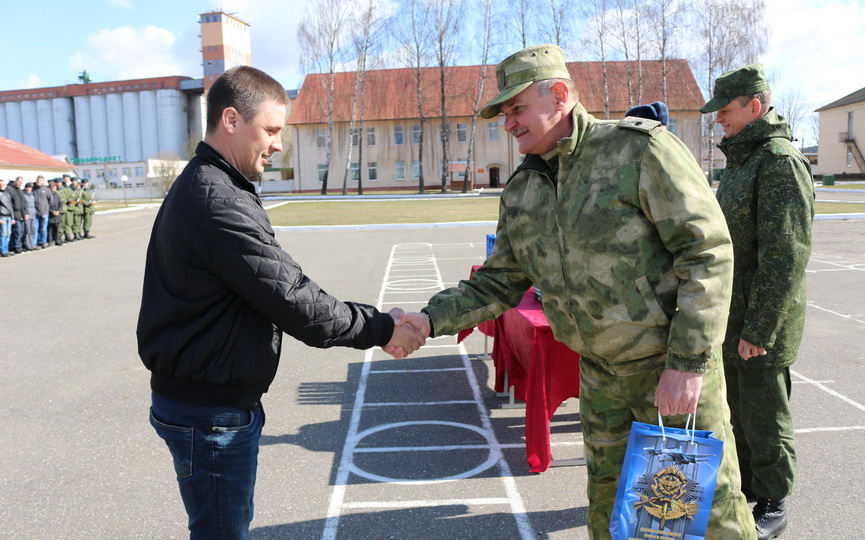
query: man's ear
[
  {"left": 749, "top": 97, "right": 764, "bottom": 120},
  {"left": 222, "top": 107, "right": 239, "bottom": 134},
  {"left": 551, "top": 81, "right": 571, "bottom": 111}
]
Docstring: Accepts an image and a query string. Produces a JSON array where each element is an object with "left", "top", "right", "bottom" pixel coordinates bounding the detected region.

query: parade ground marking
[{"left": 321, "top": 243, "right": 535, "bottom": 540}]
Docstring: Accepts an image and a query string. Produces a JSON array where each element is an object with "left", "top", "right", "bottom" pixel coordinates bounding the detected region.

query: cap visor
[
  {"left": 480, "top": 81, "right": 533, "bottom": 119},
  {"left": 700, "top": 95, "right": 731, "bottom": 114}
]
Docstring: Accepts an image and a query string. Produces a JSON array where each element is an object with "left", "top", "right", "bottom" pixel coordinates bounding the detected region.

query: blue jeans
[
  {"left": 35, "top": 214, "right": 48, "bottom": 245},
  {"left": 150, "top": 393, "right": 265, "bottom": 540},
  {"left": 0, "top": 216, "right": 10, "bottom": 254}
]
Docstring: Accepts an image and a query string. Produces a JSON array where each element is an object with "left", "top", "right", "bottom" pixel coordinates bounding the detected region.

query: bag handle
[{"left": 657, "top": 411, "right": 697, "bottom": 444}]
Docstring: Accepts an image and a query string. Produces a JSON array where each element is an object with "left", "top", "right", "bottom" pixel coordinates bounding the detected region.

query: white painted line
[
  {"left": 794, "top": 426, "right": 865, "bottom": 434},
  {"left": 791, "top": 369, "right": 865, "bottom": 413},
  {"left": 371, "top": 367, "right": 467, "bottom": 374},
  {"left": 342, "top": 498, "right": 512, "bottom": 510},
  {"left": 354, "top": 444, "right": 509, "bottom": 453},
  {"left": 363, "top": 400, "right": 478, "bottom": 407},
  {"left": 806, "top": 302, "right": 865, "bottom": 325}
]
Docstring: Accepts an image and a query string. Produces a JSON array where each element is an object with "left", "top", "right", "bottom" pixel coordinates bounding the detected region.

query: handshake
[{"left": 383, "top": 308, "right": 433, "bottom": 359}]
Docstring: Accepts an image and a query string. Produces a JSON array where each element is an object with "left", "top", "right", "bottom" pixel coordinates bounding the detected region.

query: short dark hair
[
  {"left": 206, "top": 66, "right": 289, "bottom": 134},
  {"left": 736, "top": 89, "right": 772, "bottom": 110}
]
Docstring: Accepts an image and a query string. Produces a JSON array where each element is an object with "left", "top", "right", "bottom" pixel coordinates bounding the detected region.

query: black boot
[{"left": 754, "top": 497, "right": 787, "bottom": 539}]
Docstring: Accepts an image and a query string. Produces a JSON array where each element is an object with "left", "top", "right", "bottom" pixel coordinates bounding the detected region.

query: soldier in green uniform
[
  {"left": 57, "top": 175, "right": 73, "bottom": 241},
  {"left": 399, "top": 45, "right": 756, "bottom": 540},
  {"left": 80, "top": 179, "right": 95, "bottom": 239},
  {"left": 701, "top": 65, "right": 814, "bottom": 540},
  {"left": 69, "top": 177, "right": 84, "bottom": 240}
]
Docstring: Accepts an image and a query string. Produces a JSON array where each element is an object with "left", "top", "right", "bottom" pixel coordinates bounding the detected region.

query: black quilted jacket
[{"left": 137, "top": 142, "right": 394, "bottom": 409}]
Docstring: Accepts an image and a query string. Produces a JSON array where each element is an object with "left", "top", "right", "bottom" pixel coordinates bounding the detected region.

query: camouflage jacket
[
  {"left": 424, "top": 104, "right": 733, "bottom": 375},
  {"left": 81, "top": 188, "right": 95, "bottom": 212},
  {"left": 716, "top": 109, "right": 814, "bottom": 367}
]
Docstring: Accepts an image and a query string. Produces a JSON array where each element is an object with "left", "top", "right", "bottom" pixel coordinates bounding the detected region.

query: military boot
[{"left": 754, "top": 497, "right": 787, "bottom": 539}]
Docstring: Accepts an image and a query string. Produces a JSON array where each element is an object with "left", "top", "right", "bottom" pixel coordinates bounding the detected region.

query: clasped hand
[{"left": 383, "top": 310, "right": 431, "bottom": 359}]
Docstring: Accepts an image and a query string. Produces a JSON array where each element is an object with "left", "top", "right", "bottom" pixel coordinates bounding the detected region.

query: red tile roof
[
  {"left": 288, "top": 59, "right": 704, "bottom": 125},
  {"left": 0, "top": 137, "right": 70, "bottom": 170}
]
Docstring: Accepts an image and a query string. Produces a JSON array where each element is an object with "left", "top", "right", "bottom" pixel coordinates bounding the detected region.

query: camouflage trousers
[
  {"left": 72, "top": 211, "right": 83, "bottom": 235},
  {"left": 725, "top": 365, "right": 796, "bottom": 501},
  {"left": 580, "top": 353, "right": 756, "bottom": 540},
  {"left": 59, "top": 210, "right": 72, "bottom": 236}
]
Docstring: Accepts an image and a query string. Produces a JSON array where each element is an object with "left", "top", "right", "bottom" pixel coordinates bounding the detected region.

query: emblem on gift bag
[{"left": 610, "top": 414, "right": 723, "bottom": 540}]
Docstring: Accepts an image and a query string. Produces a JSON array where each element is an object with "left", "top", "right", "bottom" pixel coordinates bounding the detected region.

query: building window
[
  {"left": 96, "top": 169, "right": 105, "bottom": 179},
  {"left": 316, "top": 129, "right": 326, "bottom": 148},
  {"left": 82, "top": 170, "right": 90, "bottom": 179},
  {"left": 394, "top": 126, "right": 404, "bottom": 145},
  {"left": 121, "top": 167, "right": 131, "bottom": 177},
  {"left": 350, "top": 128, "right": 361, "bottom": 147},
  {"left": 368, "top": 162, "right": 378, "bottom": 181},
  {"left": 395, "top": 161, "right": 406, "bottom": 180},
  {"left": 488, "top": 121, "right": 499, "bottom": 142},
  {"left": 134, "top": 166, "right": 144, "bottom": 176},
  {"left": 412, "top": 125, "right": 422, "bottom": 145},
  {"left": 350, "top": 162, "right": 360, "bottom": 181},
  {"left": 849, "top": 148, "right": 854, "bottom": 168},
  {"left": 108, "top": 168, "right": 118, "bottom": 178},
  {"left": 456, "top": 123, "right": 467, "bottom": 143},
  {"left": 667, "top": 117, "right": 678, "bottom": 136},
  {"left": 412, "top": 160, "right": 420, "bottom": 179},
  {"left": 317, "top": 164, "right": 327, "bottom": 183},
  {"left": 367, "top": 127, "right": 376, "bottom": 146}
]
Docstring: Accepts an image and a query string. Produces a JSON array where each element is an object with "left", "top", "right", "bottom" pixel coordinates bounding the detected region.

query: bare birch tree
[
  {"left": 431, "top": 0, "right": 465, "bottom": 193},
  {"left": 398, "top": 0, "right": 433, "bottom": 193},
  {"left": 609, "top": 0, "right": 639, "bottom": 108},
  {"left": 775, "top": 86, "right": 811, "bottom": 149},
  {"left": 643, "top": 0, "right": 685, "bottom": 103},
  {"left": 580, "top": 0, "right": 612, "bottom": 118},
  {"left": 691, "top": 0, "right": 767, "bottom": 182},
  {"left": 298, "top": 0, "right": 351, "bottom": 195},
  {"left": 548, "top": 0, "right": 570, "bottom": 47},
  {"left": 342, "top": 0, "right": 384, "bottom": 195},
  {"left": 463, "top": 0, "right": 495, "bottom": 193},
  {"left": 508, "top": 0, "right": 536, "bottom": 48}
]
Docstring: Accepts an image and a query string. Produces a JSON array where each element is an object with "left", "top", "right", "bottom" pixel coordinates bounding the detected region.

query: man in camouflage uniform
[
  {"left": 701, "top": 65, "right": 814, "bottom": 540},
  {"left": 68, "top": 177, "right": 85, "bottom": 240},
  {"left": 80, "top": 179, "right": 95, "bottom": 238},
  {"left": 57, "top": 175, "right": 73, "bottom": 241},
  {"left": 401, "top": 45, "right": 755, "bottom": 539}
]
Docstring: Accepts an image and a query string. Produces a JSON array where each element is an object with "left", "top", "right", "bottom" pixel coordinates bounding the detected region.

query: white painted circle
[{"left": 348, "top": 420, "right": 500, "bottom": 484}]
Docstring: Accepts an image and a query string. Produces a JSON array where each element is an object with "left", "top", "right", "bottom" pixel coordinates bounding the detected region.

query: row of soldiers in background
[{"left": 0, "top": 174, "right": 95, "bottom": 257}]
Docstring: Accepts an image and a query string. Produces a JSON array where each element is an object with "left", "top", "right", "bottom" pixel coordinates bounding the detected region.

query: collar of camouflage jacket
[{"left": 717, "top": 108, "right": 794, "bottom": 166}]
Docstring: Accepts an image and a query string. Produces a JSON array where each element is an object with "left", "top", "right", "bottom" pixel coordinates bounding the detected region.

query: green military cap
[
  {"left": 480, "top": 44, "right": 571, "bottom": 119},
  {"left": 700, "top": 63, "right": 770, "bottom": 113}
]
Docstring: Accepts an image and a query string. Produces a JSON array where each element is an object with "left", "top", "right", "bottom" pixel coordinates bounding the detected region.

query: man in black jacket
[
  {"left": 7, "top": 177, "right": 27, "bottom": 254},
  {"left": 137, "top": 66, "right": 425, "bottom": 539}
]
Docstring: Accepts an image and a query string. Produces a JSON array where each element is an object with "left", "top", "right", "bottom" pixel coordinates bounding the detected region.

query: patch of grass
[
  {"left": 815, "top": 201, "right": 865, "bottom": 214},
  {"left": 266, "top": 197, "right": 501, "bottom": 226}
]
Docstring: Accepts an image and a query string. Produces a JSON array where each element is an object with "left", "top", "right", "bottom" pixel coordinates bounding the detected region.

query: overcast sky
[{"left": 3, "top": 0, "right": 864, "bottom": 146}]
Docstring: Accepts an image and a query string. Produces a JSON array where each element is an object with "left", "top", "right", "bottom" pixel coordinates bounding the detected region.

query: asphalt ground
[{"left": 1, "top": 203, "right": 863, "bottom": 539}]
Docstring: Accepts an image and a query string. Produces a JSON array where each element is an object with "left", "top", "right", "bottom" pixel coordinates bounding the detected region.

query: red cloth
[
  {"left": 455, "top": 263, "right": 581, "bottom": 473},
  {"left": 496, "top": 289, "right": 581, "bottom": 472}
]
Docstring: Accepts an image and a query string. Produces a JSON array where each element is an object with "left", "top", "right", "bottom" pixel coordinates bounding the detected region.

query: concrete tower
[{"left": 199, "top": 10, "right": 252, "bottom": 94}]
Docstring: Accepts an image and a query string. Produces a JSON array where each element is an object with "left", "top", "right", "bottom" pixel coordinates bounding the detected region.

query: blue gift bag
[
  {"left": 486, "top": 234, "right": 496, "bottom": 257},
  {"left": 609, "top": 414, "right": 723, "bottom": 540}
]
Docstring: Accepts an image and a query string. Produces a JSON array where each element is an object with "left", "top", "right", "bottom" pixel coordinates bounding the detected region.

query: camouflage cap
[
  {"left": 480, "top": 44, "right": 571, "bottom": 119},
  {"left": 700, "top": 63, "right": 770, "bottom": 113}
]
